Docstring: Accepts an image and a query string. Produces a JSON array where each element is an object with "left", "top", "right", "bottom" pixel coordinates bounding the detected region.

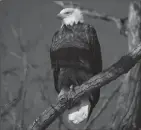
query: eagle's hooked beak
[{"left": 56, "top": 13, "right": 63, "bottom": 19}]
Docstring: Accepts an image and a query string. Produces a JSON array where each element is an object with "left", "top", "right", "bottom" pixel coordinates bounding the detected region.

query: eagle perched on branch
[{"left": 50, "top": 6, "right": 102, "bottom": 124}]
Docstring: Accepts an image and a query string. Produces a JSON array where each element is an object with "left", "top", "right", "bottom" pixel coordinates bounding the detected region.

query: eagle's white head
[{"left": 57, "top": 8, "right": 84, "bottom": 26}]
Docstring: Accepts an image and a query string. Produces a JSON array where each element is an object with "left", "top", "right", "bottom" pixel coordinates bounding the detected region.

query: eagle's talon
[
  {"left": 58, "top": 85, "right": 75, "bottom": 108},
  {"left": 58, "top": 90, "right": 68, "bottom": 103}
]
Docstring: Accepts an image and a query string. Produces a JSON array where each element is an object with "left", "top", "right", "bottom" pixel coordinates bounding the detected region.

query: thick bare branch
[
  {"left": 27, "top": 1, "right": 141, "bottom": 130},
  {"left": 28, "top": 40, "right": 141, "bottom": 130},
  {"left": 26, "top": 1, "right": 141, "bottom": 130}
]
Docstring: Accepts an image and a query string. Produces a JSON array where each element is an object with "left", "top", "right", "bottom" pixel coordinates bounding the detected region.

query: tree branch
[
  {"left": 28, "top": 40, "right": 141, "bottom": 130},
  {"left": 0, "top": 85, "right": 23, "bottom": 118}
]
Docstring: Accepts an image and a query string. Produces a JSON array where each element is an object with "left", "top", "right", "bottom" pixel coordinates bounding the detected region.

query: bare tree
[
  {"left": 0, "top": 23, "right": 41, "bottom": 129},
  {"left": 102, "top": 2, "right": 141, "bottom": 130}
]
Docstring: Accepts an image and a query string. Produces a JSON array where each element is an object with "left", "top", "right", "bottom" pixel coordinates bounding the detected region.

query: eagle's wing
[
  {"left": 52, "top": 67, "right": 60, "bottom": 93},
  {"left": 87, "top": 25, "right": 102, "bottom": 75},
  {"left": 86, "top": 25, "right": 102, "bottom": 121},
  {"left": 50, "top": 31, "right": 60, "bottom": 93}
]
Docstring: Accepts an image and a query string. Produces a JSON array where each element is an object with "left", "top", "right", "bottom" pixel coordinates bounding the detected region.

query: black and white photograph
[{"left": 0, "top": 0, "right": 140, "bottom": 130}]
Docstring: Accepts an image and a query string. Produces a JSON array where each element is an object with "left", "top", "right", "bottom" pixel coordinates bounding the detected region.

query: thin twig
[{"left": 19, "top": 50, "right": 30, "bottom": 130}]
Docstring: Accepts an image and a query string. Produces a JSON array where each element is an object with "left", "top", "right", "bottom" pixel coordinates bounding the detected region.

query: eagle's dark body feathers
[{"left": 50, "top": 22, "right": 102, "bottom": 121}]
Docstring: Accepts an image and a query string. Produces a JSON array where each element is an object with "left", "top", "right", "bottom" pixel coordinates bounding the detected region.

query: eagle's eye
[
  {"left": 65, "top": 12, "right": 70, "bottom": 14},
  {"left": 65, "top": 11, "right": 72, "bottom": 15}
]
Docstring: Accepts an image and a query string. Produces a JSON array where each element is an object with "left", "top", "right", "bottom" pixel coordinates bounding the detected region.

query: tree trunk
[{"left": 107, "top": 1, "right": 141, "bottom": 130}]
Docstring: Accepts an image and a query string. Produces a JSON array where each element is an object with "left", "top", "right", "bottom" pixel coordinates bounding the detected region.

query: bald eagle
[{"left": 50, "top": 7, "right": 102, "bottom": 124}]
